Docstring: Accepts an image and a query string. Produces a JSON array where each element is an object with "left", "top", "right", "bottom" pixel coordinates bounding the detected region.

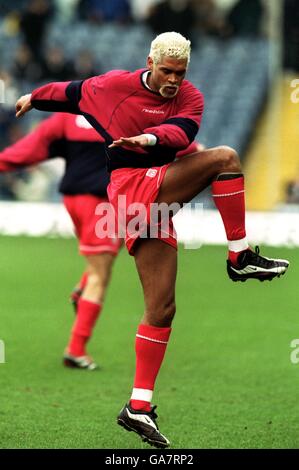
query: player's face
[{"left": 147, "top": 56, "right": 187, "bottom": 98}]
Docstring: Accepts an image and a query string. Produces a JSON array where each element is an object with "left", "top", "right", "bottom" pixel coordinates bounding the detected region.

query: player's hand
[
  {"left": 15, "top": 94, "right": 33, "bottom": 118},
  {"left": 109, "top": 135, "right": 150, "bottom": 148}
]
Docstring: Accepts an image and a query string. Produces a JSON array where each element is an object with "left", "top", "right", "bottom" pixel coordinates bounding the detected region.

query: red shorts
[
  {"left": 107, "top": 165, "right": 177, "bottom": 255},
  {"left": 63, "top": 194, "right": 121, "bottom": 256}
]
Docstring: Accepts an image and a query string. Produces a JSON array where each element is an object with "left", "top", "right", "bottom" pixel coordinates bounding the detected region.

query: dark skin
[
  {"left": 146, "top": 56, "right": 187, "bottom": 98},
  {"left": 15, "top": 56, "right": 242, "bottom": 327}
]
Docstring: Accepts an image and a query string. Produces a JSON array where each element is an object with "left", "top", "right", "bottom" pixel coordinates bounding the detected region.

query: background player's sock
[
  {"left": 68, "top": 298, "right": 102, "bottom": 356},
  {"left": 70, "top": 272, "right": 89, "bottom": 306},
  {"left": 212, "top": 174, "right": 249, "bottom": 264},
  {"left": 130, "top": 324, "right": 171, "bottom": 412}
]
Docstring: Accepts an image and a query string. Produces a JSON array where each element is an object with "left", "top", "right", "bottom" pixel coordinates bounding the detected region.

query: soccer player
[
  {"left": 15, "top": 32, "right": 289, "bottom": 448},
  {"left": 0, "top": 112, "right": 122, "bottom": 370}
]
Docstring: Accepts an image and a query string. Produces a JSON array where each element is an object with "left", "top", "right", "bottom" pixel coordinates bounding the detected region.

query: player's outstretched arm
[
  {"left": 0, "top": 114, "right": 65, "bottom": 171},
  {"left": 109, "top": 134, "right": 156, "bottom": 148},
  {"left": 16, "top": 81, "right": 84, "bottom": 116},
  {"left": 15, "top": 94, "right": 33, "bottom": 118}
]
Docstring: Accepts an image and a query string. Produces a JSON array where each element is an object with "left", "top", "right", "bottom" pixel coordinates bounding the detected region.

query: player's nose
[{"left": 168, "top": 74, "right": 178, "bottom": 85}]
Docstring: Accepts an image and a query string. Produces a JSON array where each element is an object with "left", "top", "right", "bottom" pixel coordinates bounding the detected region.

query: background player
[{"left": 0, "top": 112, "right": 122, "bottom": 370}]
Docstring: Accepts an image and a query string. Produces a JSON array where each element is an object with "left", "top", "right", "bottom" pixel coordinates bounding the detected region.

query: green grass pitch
[{"left": 0, "top": 235, "right": 298, "bottom": 449}]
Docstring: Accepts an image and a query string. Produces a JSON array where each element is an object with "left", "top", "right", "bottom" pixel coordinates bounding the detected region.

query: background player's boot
[
  {"left": 227, "top": 246, "right": 289, "bottom": 282},
  {"left": 69, "top": 287, "right": 82, "bottom": 314},
  {"left": 117, "top": 403, "right": 170, "bottom": 448},
  {"left": 63, "top": 351, "right": 98, "bottom": 370}
]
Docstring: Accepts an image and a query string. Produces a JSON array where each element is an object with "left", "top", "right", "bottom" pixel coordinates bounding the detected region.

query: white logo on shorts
[{"left": 146, "top": 169, "right": 157, "bottom": 178}]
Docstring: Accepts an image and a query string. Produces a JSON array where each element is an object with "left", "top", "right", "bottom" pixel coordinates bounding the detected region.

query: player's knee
[
  {"left": 146, "top": 299, "right": 176, "bottom": 327},
  {"left": 160, "top": 299, "right": 176, "bottom": 326},
  {"left": 86, "top": 272, "right": 105, "bottom": 294},
  {"left": 217, "top": 145, "right": 241, "bottom": 172}
]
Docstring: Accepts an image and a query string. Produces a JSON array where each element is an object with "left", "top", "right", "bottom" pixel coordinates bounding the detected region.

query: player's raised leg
[
  {"left": 117, "top": 239, "right": 176, "bottom": 448},
  {"left": 156, "top": 146, "right": 289, "bottom": 281}
]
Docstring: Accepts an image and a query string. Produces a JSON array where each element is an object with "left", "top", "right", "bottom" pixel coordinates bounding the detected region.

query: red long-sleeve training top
[{"left": 31, "top": 69, "right": 204, "bottom": 171}]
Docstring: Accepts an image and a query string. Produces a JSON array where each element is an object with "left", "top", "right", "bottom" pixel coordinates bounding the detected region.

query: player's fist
[{"left": 15, "top": 94, "right": 33, "bottom": 118}]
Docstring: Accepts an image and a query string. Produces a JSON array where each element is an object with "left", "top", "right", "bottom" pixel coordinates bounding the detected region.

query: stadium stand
[
  {"left": 0, "top": 17, "right": 270, "bottom": 204},
  {"left": 42, "top": 22, "right": 269, "bottom": 157}
]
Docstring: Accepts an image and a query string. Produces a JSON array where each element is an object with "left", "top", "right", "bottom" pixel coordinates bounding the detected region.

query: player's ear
[{"left": 147, "top": 56, "right": 153, "bottom": 71}]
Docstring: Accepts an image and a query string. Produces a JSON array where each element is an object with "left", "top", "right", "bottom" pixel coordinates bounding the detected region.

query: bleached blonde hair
[{"left": 149, "top": 32, "right": 191, "bottom": 66}]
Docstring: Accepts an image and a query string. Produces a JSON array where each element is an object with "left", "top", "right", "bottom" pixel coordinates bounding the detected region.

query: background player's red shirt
[{"left": 0, "top": 113, "right": 108, "bottom": 195}]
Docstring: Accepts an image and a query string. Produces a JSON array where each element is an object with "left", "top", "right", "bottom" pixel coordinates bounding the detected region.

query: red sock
[
  {"left": 130, "top": 324, "right": 172, "bottom": 412},
  {"left": 212, "top": 176, "right": 248, "bottom": 263},
  {"left": 68, "top": 298, "right": 102, "bottom": 357}
]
